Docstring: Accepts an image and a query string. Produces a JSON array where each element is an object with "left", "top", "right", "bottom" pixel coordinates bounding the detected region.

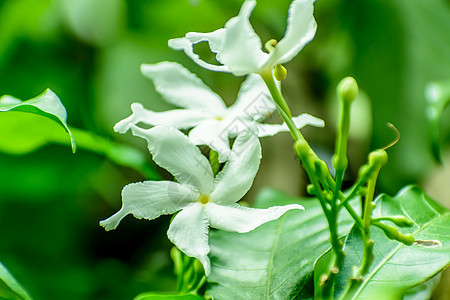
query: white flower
[
  {"left": 115, "top": 61, "right": 324, "bottom": 162},
  {"left": 100, "top": 125, "right": 303, "bottom": 275},
  {"left": 168, "top": 0, "right": 317, "bottom": 76}
]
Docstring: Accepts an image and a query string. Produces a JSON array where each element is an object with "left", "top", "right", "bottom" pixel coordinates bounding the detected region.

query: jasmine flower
[
  {"left": 100, "top": 126, "right": 303, "bottom": 275},
  {"left": 115, "top": 62, "right": 323, "bottom": 162},
  {"left": 168, "top": 0, "right": 317, "bottom": 76}
]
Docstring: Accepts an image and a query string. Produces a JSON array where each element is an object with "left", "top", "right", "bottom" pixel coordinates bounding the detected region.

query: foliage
[{"left": 0, "top": 0, "right": 449, "bottom": 299}]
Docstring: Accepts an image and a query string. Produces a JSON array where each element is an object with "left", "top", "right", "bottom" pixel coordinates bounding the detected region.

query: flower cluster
[{"left": 101, "top": 0, "right": 318, "bottom": 275}]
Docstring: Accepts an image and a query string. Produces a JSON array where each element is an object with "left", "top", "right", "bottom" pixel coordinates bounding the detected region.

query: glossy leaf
[
  {"left": 207, "top": 188, "right": 359, "bottom": 299},
  {"left": 335, "top": 185, "right": 450, "bottom": 299},
  {"left": 0, "top": 89, "right": 76, "bottom": 153},
  {"left": 134, "top": 292, "right": 203, "bottom": 300},
  {"left": 0, "top": 261, "right": 32, "bottom": 300},
  {"left": 0, "top": 112, "right": 158, "bottom": 179}
]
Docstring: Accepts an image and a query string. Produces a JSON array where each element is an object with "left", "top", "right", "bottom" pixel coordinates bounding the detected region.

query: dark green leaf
[
  {"left": 207, "top": 188, "right": 359, "bottom": 299},
  {"left": 0, "top": 89, "right": 75, "bottom": 152},
  {"left": 134, "top": 292, "right": 203, "bottom": 300},
  {"left": 335, "top": 186, "right": 450, "bottom": 299},
  {"left": 0, "top": 261, "right": 32, "bottom": 300}
]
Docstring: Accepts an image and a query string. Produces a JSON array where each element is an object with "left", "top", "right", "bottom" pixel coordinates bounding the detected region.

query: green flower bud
[
  {"left": 337, "top": 77, "right": 359, "bottom": 104},
  {"left": 274, "top": 64, "right": 287, "bottom": 81},
  {"left": 369, "top": 149, "right": 388, "bottom": 167},
  {"left": 265, "top": 39, "right": 277, "bottom": 53},
  {"left": 306, "top": 184, "right": 316, "bottom": 195},
  {"left": 397, "top": 233, "right": 415, "bottom": 245}
]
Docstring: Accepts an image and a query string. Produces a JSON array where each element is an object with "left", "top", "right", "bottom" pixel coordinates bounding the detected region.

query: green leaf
[
  {"left": 207, "top": 188, "right": 359, "bottom": 299},
  {"left": 0, "top": 89, "right": 76, "bottom": 153},
  {"left": 134, "top": 292, "right": 203, "bottom": 300},
  {"left": 335, "top": 185, "right": 450, "bottom": 299},
  {"left": 0, "top": 106, "right": 158, "bottom": 178},
  {"left": 0, "top": 261, "right": 32, "bottom": 300},
  {"left": 425, "top": 80, "right": 450, "bottom": 162}
]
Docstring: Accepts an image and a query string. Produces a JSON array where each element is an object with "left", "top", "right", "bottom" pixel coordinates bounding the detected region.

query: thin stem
[
  {"left": 260, "top": 70, "right": 293, "bottom": 119},
  {"left": 261, "top": 71, "right": 350, "bottom": 299}
]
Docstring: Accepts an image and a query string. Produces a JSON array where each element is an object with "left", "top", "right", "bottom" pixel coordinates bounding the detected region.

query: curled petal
[
  {"left": 206, "top": 202, "right": 304, "bottom": 233},
  {"left": 264, "top": 0, "right": 317, "bottom": 68},
  {"left": 167, "top": 203, "right": 212, "bottom": 275},
  {"left": 114, "top": 103, "right": 209, "bottom": 134},
  {"left": 257, "top": 113, "right": 325, "bottom": 138},
  {"left": 210, "top": 127, "right": 261, "bottom": 204},
  {"left": 131, "top": 126, "right": 215, "bottom": 194},
  {"left": 141, "top": 62, "right": 226, "bottom": 113},
  {"left": 168, "top": 35, "right": 230, "bottom": 73},
  {"left": 100, "top": 181, "right": 198, "bottom": 231},
  {"left": 218, "top": 0, "right": 268, "bottom": 76}
]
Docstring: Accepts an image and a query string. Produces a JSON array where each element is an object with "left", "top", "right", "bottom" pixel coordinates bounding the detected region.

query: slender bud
[
  {"left": 337, "top": 77, "right": 359, "bottom": 104},
  {"left": 373, "top": 216, "right": 414, "bottom": 227}
]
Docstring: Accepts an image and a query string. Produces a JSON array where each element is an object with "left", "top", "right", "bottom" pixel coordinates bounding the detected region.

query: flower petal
[
  {"left": 210, "top": 126, "right": 261, "bottom": 204},
  {"left": 227, "top": 74, "right": 276, "bottom": 120},
  {"left": 218, "top": 0, "right": 268, "bottom": 76},
  {"left": 168, "top": 30, "right": 231, "bottom": 73},
  {"left": 131, "top": 126, "right": 215, "bottom": 194},
  {"left": 264, "top": 0, "right": 317, "bottom": 68},
  {"left": 114, "top": 103, "right": 210, "bottom": 134},
  {"left": 141, "top": 62, "right": 226, "bottom": 113},
  {"left": 257, "top": 113, "right": 325, "bottom": 137},
  {"left": 167, "top": 203, "right": 211, "bottom": 275},
  {"left": 206, "top": 202, "right": 304, "bottom": 233},
  {"left": 188, "top": 120, "right": 231, "bottom": 163},
  {"left": 100, "top": 181, "right": 198, "bottom": 231}
]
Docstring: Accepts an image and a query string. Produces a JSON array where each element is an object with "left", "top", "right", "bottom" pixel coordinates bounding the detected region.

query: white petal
[
  {"left": 100, "top": 181, "right": 198, "bottom": 231},
  {"left": 167, "top": 203, "right": 211, "bottom": 275},
  {"left": 264, "top": 0, "right": 317, "bottom": 68},
  {"left": 257, "top": 113, "right": 325, "bottom": 137},
  {"left": 114, "top": 103, "right": 210, "bottom": 134},
  {"left": 218, "top": 0, "right": 269, "bottom": 76},
  {"left": 206, "top": 202, "right": 304, "bottom": 233},
  {"left": 168, "top": 33, "right": 231, "bottom": 73},
  {"left": 188, "top": 120, "right": 231, "bottom": 163},
  {"left": 210, "top": 127, "right": 261, "bottom": 204},
  {"left": 131, "top": 126, "right": 214, "bottom": 194},
  {"left": 227, "top": 74, "right": 276, "bottom": 120},
  {"left": 141, "top": 62, "right": 226, "bottom": 113}
]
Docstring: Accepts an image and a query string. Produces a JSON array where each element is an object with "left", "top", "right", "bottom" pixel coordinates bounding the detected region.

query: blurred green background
[{"left": 0, "top": 0, "right": 449, "bottom": 299}]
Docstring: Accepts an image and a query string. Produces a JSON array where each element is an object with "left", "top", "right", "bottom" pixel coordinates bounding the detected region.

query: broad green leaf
[
  {"left": 425, "top": 80, "right": 450, "bottom": 162},
  {"left": 134, "top": 292, "right": 203, "bottom": 300},
  {"left": 335, "top": 186, "right": 450, "bottom": 299},
  {"left": 207, "top": 189, "right": 359, "bottom": 299},
  {"left": 0, "top": 89, "right": 75, "bottom": 153},
  {"left": 0, "top": 261, "right": 32, "bottom": 300},
  {"left": 0, "top": 112, "right": 158, "bottom": 179}
]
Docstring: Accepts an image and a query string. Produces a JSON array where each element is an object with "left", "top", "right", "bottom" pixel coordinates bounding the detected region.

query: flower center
[
  {"left": 198, "top": 194, "right": 210, "bottom": 205},
  {"left": 214, "top": 116, "right": 223, "bottom": 121}
]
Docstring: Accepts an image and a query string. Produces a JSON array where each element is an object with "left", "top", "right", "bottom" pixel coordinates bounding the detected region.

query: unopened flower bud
[
  {"left": 337, "top": 77, "right": 359, "bottom": 104},
  {"left": 274, "top": 64, "right": 287, "bottom": 81}
]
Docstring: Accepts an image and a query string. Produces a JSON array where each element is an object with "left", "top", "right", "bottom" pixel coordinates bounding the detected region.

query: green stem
[
  {"left": 261, "top": 71, "right": 349, "bottom": 298},
  {"left": 260, "top": 70, "right": 293, "bottom": 119}
]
